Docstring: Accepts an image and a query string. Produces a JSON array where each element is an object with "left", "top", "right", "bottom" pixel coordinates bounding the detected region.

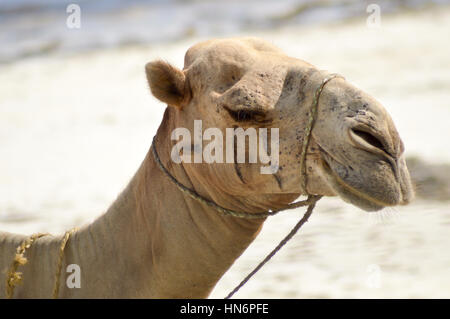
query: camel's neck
[{"left": 66, "top": 109, "right": 264, "bottom": 298}]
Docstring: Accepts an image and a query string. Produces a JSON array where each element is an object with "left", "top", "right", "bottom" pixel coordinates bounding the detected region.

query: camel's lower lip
[{"left": 317, "top": 147, "right": 387, "bottom": 212}]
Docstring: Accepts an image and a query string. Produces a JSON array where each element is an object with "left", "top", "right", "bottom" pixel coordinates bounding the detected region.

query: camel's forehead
[{"left": 184, "top": 38, "right": 290, "bottom": 69}]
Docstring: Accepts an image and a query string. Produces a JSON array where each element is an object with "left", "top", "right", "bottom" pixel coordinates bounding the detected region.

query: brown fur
[{"left": 145, "top": 60, "right": 188, "bottom": 109}]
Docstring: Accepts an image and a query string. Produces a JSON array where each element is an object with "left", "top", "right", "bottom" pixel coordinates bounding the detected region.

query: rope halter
[{"left": 151, "top": 72, "right": 344, "bottom": 298}]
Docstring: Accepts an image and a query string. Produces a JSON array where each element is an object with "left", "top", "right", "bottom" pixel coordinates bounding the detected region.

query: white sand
[{"left": 0, "top": 7, "right": 449, "bottom": 298}]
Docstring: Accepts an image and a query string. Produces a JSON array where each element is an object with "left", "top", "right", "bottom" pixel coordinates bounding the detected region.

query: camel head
[{"left": 145, "top": 38, "right": 414, "bottom": 212}]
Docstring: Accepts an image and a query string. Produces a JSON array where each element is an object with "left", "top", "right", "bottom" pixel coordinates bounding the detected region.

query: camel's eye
[{"left": 223, "top": 105, "right": 269, "bottom": 124}]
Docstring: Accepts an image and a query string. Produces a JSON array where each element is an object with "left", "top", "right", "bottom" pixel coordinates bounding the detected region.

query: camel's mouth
[{"left": 317, "top": 146, "right": 389, "bottom": 212}]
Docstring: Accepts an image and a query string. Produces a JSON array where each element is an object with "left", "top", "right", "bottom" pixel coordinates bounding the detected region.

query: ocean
[{"left": 1, "top": 0, "right": 449, "bottom": 63}]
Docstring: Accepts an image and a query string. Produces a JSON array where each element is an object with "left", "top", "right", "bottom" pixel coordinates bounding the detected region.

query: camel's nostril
[{"left": 350, "top": 128, "right": 386, "bottom": 153}]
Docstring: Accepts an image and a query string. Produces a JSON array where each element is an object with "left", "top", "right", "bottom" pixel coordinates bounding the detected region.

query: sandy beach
[{"left": 0, "top": 5, "right": 449, "bottom": 298}]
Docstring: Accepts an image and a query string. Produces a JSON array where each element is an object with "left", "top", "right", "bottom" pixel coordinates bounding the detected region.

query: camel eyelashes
[{"left": 222, "top": 105, "right": 270, "bottom": 124}]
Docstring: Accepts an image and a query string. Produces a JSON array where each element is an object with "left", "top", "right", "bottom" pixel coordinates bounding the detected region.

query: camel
[{"left": 0, "top": 37, "right": 414, "bottom": 298}]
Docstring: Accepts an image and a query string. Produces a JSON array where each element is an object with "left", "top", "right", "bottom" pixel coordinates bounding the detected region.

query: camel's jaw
[{"left": 317, "top": 146, "right": 399, "bottom": 212}]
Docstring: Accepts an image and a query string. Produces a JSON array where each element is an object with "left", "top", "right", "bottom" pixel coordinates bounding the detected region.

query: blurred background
[{"left": 0, "top": 0, "right": 449, "bottom": 298}]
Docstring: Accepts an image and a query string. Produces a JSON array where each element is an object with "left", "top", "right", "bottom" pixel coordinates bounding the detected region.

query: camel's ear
[{"left": 145, "top": 60, "right": 187, "bottom": 109}]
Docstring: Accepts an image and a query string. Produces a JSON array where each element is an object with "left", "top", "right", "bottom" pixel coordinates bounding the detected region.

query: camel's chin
[{"left": 319, "top": 157, "right": 388, "bottom": 212}]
